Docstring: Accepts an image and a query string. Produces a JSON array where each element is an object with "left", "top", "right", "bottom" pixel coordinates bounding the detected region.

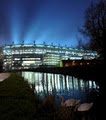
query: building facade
[{"left": 2, "top": 44, "right": 97, "bottom": 70}]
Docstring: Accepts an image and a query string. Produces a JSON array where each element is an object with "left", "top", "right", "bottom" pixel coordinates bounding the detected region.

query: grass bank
[{"left": 0, "top": 73, "right": 48, "bottom": 120}]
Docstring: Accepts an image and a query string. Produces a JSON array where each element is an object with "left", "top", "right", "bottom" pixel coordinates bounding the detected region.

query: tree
[
  {"left": 76, "top": 35, "right": 90, "bottom": 50},
  {"left": 80, "top": 0, "right": 106, "bottom": 59}
]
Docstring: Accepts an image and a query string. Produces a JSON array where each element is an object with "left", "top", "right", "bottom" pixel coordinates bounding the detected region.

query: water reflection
[{"left": 22, "top": 72, "right": 100, "bottom": 102}]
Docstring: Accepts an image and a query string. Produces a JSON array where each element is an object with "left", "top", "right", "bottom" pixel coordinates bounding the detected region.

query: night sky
[{"left": 0, "top": 0, "right": 99, "bottom": 47}]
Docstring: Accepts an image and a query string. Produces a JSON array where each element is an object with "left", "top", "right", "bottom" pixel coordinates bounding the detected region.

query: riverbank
[{"left": 22, "top": 64, "right": 104, "bottom": 81}]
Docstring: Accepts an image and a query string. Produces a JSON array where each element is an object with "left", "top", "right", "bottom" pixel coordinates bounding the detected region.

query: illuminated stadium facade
[{"left": 3, "top": 44, "right": 97, "bottom": 70}]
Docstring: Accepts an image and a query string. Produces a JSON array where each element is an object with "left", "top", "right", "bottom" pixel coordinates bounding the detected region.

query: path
[{"left": 0, "top": 73, "right": 10, "bottom": 82}]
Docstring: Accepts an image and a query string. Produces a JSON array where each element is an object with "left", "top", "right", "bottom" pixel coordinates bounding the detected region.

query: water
[{"left": 22, "top": 72, "right": 100, "bottom": 104}]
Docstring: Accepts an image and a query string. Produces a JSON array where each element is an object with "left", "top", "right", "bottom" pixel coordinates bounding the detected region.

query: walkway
[{"left": 0, "top": 73, "right": 10, "bottom": 82}]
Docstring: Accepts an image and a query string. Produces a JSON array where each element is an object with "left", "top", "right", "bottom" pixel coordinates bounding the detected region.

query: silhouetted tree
[
  {"left": 76, "top": 35, "right": 90, "bottom": 50},
  {"left": 80, "top": 0, "right": 106, "bottom": 59}
]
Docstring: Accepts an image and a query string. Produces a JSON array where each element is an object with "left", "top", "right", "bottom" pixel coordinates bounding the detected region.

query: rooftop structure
[{"left": 2, "top": 44, "right": 97, "bottom": 70}]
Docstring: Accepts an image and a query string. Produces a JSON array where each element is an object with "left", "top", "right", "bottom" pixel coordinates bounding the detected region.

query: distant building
[{"left": 2, "top": 44, "right": 98, "bottom": 70}]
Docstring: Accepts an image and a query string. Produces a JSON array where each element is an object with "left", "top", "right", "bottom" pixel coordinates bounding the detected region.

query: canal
[{"left": 22, "top": 72, "right": 100, "bottom": 105}]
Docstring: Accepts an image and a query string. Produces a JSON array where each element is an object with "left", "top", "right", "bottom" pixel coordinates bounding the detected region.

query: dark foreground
[{"left": 0, "top": 64, "right": 104, "bottom": 120}]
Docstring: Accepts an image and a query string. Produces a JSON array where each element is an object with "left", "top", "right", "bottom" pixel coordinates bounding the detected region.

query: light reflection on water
[{"left": 22, "top": 72, "right": 100, "bottom": 103}]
